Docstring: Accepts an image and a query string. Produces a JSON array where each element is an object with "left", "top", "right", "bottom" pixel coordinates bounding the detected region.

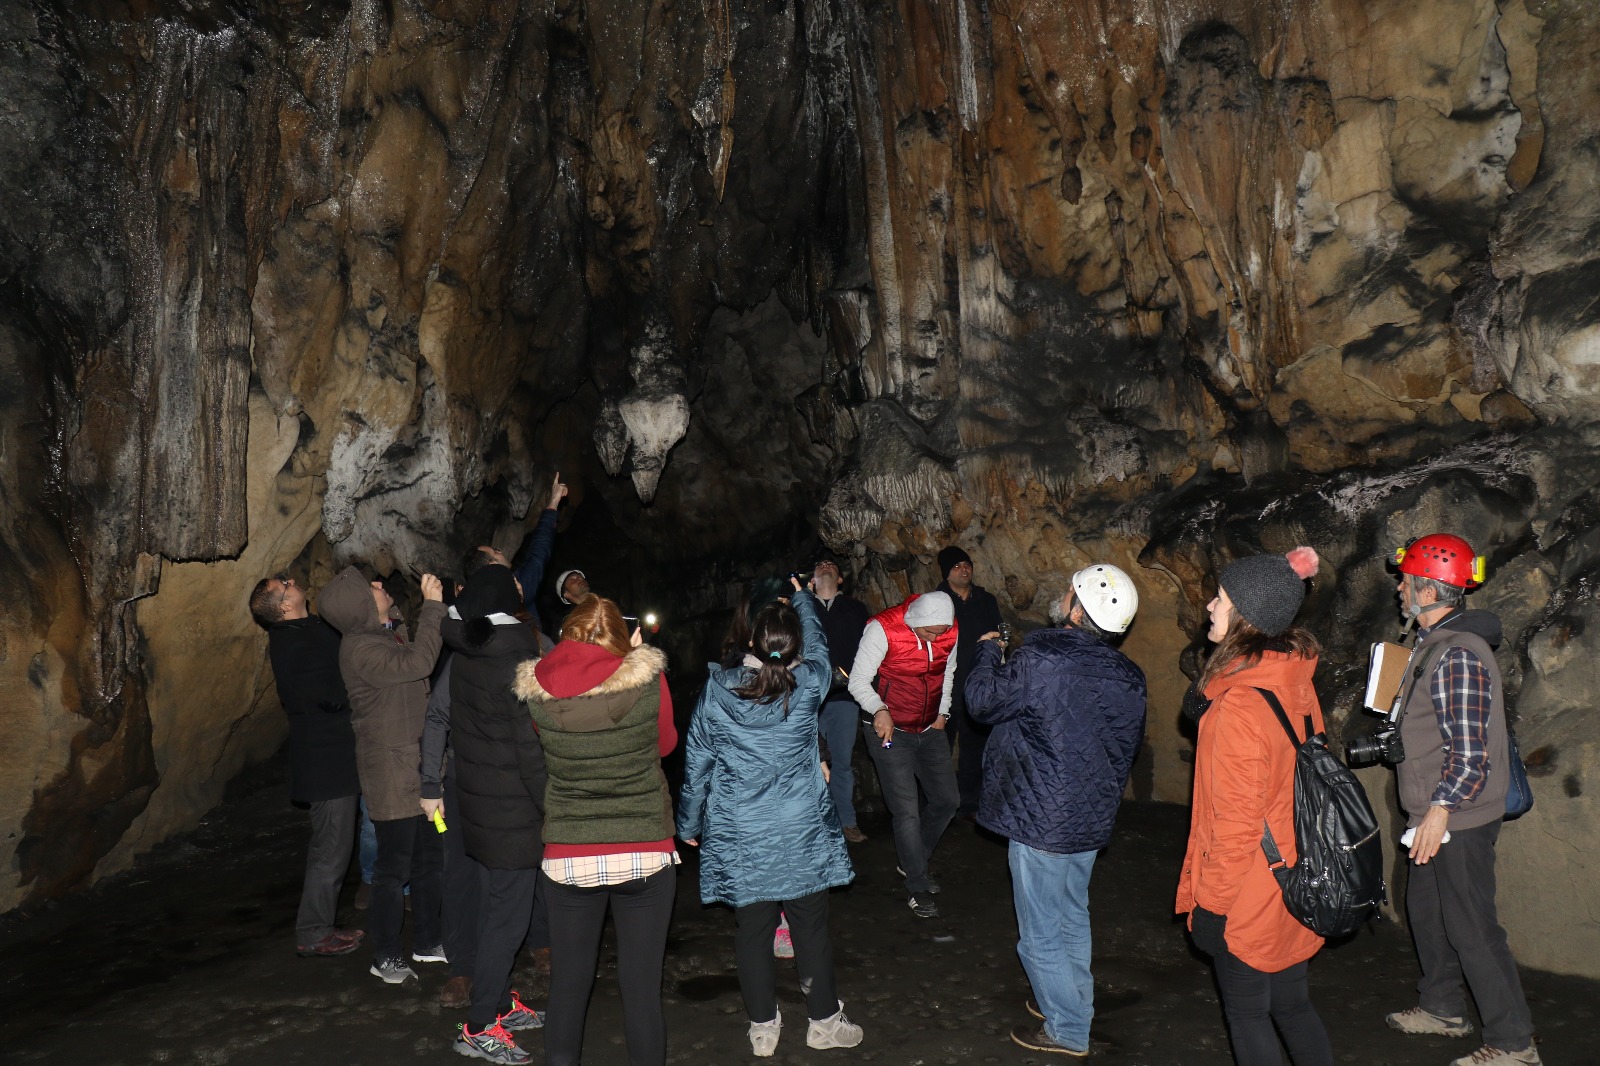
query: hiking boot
[
  {"left": 439, "top": 974, "right": 472, "bottom": 1008},
  {"left": 454, "top": 1020, "right": 530, "bottom": 1064},
  {"left": 1450, "top": 1046, "right": 1542, "bottom": 1066},
  {"left": 297, "top": 934, "right": 360, "bottom": 958},
  {"left": 841, "top": 825, "right": 867, "bottom": 843},
  {"left": 1026, "top": 997, "right": 1044, "bottom": 1020},
  {"left": 370, "top": 956, "right": 417, "bottom": 984},
  {"left": 895, "top": 866, "right": 941, "bottom": 893},
  {"left": 749, "top": 1012, "right": 781, "bottom": 1057},
  {"left": 1386, "top": 1006, "right": 1472, "bottom": 1038},
  {"left": 1010, "top": 1023, "right": 1088, "bottom": 1057},
  {"left": 774, "top": 918, "right": 794, "bottom": 959},
  {"left": 806, "top": 1002, "right": 864, "bottom": 1050},
  {"left": 413, "top": 944, "right": 449, "bottom": 964},
  {"left": 907, "top": 892, "right": 939, "bottom": 918},
  {"left": 497, "top": 990, "right": 545, "bottom": 1031}
]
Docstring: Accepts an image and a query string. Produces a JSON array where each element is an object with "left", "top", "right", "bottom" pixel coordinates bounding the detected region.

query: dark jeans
[
  {"left": 369, "top": 815, "right": 443, "bottom": 963},
  {"left": 1407, "top": 818, "right": 1534, "bottom": 1051},
  {"left": 734, "top": 890, "right": 839, "bottom": 1023},
  {"left": 296, "top": 794, "right": 358, "bottom": 947},
  {"left": 441, "top": 768, "right": 483, "bottom": 980},
  {"left": 862, "top": 723, "right": 959, "bottom": 894},
  {"left": 818, "top": 699, "right": 860, "bottom": 827},
  {"left": 954, "top": 701, "right": 991, "bottom": 815},
  {"left": 543, "top": 866, "right": 676, "bottom": 1066},
  {"left": 469, "top": 868, "right": 539, "bottom": 1030},
  {"left": 1215, "top": 952, "right": 1334, "bottom": 1066}
]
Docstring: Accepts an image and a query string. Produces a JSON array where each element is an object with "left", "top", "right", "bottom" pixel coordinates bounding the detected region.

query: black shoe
[
  {"left": 907, "top": 892, "right": 939, "bottom": 918},
  {"left": 1010, "top": 1023, "right": 1087, "bottom": 1057}
]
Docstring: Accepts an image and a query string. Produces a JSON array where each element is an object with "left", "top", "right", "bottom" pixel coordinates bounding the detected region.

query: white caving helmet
[
  {"left": 1070, "top": 564, "right": 1139, "bottom": 634},
  {"left": 555, "top": 569, "right": 586, "bottom": 605}
]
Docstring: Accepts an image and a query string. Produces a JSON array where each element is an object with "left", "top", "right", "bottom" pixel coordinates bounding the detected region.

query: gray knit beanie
[{"left": 1217, "top": 547, "right": 1319, "bottom": 637}]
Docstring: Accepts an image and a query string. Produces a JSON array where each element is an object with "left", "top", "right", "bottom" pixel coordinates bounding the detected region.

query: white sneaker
[
  {"left": 806, "top": 1002, "right": 864, "bottom": 1050},
  {"left": 748, "top": 1011, "right": 781, "bottom": 1057},
  {"left": 1450, "top": 1045, "right": 1542, "bottom": 1066}
]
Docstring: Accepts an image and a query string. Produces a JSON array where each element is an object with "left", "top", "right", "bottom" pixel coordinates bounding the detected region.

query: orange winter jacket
[{"left": 1175, "top": 651, "right": 1326, "bottom": 973}]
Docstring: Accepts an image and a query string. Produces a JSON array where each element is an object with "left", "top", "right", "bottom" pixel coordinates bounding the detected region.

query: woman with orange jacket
[{"left": 1176, "top": 547, "right": 1335, "bottom": 1066}]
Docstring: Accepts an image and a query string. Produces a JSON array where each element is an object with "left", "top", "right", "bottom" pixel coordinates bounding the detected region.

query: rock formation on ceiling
[{"left": 1, "top": 0, "right": 1596, "bottom": 976}]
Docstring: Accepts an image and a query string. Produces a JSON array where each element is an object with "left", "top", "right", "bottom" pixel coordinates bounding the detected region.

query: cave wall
[{"left": 2, "top": 0, "right": 1598, "bottom": 976}]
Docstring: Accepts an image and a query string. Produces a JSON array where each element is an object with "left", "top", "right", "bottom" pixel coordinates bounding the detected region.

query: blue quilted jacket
[
  {"left": 965, "top": 627, "right": 1147, "bottom": 854},
  {"left": 677, "top": 591, "right": 855, "bottom": 906}
]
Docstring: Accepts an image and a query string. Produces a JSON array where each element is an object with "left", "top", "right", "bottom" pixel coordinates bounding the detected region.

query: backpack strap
[{"left": 1253, "top": 687, "right": 1312, "bottom": 872}]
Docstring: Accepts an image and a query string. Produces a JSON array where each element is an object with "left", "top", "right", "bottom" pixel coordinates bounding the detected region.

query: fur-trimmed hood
[{"left": 515, "top": 643, "right": 666, "bottom": 702}]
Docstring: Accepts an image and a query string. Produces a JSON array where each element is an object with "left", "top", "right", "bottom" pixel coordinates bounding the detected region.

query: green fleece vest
[{"left": 520, "top": 649, "right": 674, "bottom": 846}]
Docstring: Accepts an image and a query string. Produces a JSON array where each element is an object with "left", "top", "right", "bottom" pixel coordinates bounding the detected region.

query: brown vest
[{"left": 1396, "top": 621, "right": 1509, "bottom": 831}]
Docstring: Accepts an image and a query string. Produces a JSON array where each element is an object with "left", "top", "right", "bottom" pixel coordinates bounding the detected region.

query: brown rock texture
[{"left": 1, "top": 0, "right": 1597, "bottom": 978}]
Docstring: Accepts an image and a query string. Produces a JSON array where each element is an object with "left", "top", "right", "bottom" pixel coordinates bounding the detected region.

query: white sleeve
[
  {"left": 939, "top": 641, "right": 957, "bottom": 717},
  {"left": 848, "top": 621, "right": 888, "bottom": 714}
]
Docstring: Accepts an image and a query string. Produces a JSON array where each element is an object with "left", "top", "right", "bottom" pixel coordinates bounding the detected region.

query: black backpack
[{"left": 1254, "top": 688, "right": 1386, "bottom": 938}]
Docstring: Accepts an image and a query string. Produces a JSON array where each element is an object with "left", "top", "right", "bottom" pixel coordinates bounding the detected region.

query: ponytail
[{"left": 733, "top": 602, "right": 802, "bottom": 715}]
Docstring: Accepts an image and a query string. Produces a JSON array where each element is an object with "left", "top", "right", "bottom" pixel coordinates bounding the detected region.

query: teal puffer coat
[{"left": 677, "top": 590, "right": 855, "bottom": 907}]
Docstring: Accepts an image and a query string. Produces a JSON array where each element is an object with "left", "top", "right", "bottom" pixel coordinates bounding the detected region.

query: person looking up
[
  {"left": 249, "top": 573, "right": 365, "bottom": 960},
  {"left": 319, "top": 566, "right": 447, "bottom": 986},
  {"left": 1176, "top": 547, "right": 1335, "bottom": 1066},
  {"left": 678, "top": 577, "right": 863, "bottom": 1057},
  {"left": 810, "top": 554, "right": 870, "bottom": 843}
]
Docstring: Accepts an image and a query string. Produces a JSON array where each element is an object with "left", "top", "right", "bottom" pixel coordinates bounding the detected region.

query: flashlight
[{"left": 431, "top": 809, "right": 447, "bottom": 833}]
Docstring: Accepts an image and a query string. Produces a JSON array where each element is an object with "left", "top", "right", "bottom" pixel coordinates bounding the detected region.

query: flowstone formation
[{"left": 2, "top": 0, "right": 1597, "bottom": 977}]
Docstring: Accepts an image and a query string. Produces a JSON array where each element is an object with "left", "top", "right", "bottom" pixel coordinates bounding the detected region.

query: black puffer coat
[{"left": 442, "top": 578, "right": 547, "bottom": 870}]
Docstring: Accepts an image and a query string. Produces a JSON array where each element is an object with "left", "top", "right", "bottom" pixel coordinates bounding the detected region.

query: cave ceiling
[{"left": 2, "top": 0, "right": 1598, "bottom": 975}]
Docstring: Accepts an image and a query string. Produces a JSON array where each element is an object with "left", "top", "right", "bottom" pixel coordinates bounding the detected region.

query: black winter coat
[
  {"left": 442, "top": 616, "right": 547, "bottom": 870},
  {"left": 267, "top": 617, "right": 361, "bottom": 804}
]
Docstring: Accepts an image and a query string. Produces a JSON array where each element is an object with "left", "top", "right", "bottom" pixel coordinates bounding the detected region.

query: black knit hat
[
  {"left": 937, "top": 546, "right": 973, "bottom": 579},
  {"left": 455, "top": 565, "right": 523, "bottom": 620},
  {"left": 1218, "top": 547, "right": 1319, "bottom": 637}
]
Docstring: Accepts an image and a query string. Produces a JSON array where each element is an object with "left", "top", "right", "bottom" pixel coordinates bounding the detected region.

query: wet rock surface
[{"left": 2, "top": 755, "right": 1593, "bottom": 1066}]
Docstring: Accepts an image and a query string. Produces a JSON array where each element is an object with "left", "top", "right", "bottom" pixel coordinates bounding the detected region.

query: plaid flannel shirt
[{"left": 1428, "top": 645, "right": 1492, "bottom": 809}]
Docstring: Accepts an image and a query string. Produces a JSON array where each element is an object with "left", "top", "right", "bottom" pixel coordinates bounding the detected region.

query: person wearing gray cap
[{"left": 847, "top": 591, "right": 961, "bottom": 918}]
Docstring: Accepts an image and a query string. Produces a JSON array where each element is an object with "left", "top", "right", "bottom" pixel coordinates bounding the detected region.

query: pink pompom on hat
[{"left": 1218, "top": 546, "right": 1320, "bottom": 636}]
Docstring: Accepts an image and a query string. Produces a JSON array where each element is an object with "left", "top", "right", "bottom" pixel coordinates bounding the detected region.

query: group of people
[{"left": 250, "top": 501, "right": 1541, "bottom": 1066}]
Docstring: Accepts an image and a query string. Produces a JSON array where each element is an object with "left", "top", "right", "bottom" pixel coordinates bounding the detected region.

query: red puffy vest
[{"left": 871, "top": 597, "right": 958, "bottom": 732}]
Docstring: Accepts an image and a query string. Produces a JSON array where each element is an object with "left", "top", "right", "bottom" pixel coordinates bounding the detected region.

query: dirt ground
[{"left": 1, "top": 755, "right": 1589, "bottom": 1066}]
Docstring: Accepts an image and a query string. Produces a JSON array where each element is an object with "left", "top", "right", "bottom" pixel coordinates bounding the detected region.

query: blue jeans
[
  {"left": 1009, "top": 841, "right": 1096, "bottom": 1053},
  {"left": 819, "top": 699, "right": 860, "bottom": 827},
  {"left": 863, "top": 723, "right": 958, "bottom": 894}
]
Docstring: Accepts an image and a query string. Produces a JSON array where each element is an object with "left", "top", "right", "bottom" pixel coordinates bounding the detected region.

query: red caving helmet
[{"left": 1393, "top": 533, "right": 1486, "bottom": 589}]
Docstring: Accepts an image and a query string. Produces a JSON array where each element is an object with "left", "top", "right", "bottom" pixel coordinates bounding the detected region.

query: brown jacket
[{"left": 319, "top": 565, "right": 445, "bottom": 821}]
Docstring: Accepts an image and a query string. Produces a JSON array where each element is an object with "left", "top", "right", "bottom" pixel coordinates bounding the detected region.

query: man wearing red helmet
[{"left": 1384, "top": 534, "right": 1539, "bottom": 1066}]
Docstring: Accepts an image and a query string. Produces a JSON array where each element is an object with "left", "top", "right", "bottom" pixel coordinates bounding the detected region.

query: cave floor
[{"left": 1, "top": 758, "right": 1592, "bottom": 1066}]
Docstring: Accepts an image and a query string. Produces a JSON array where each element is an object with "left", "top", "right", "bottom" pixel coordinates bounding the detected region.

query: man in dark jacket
[
  {"left": 812, "top": 553, "right": 871, "bottom": 843},
  {"left": 250, "top": 574, "right": 365, "bottom": 959},
  {"left": 965, "top": 564, "right": 1145, "bottom": 1058},
  {"left": 320, "top": 565, "right": 447, "bottom": 986},
  {"left": 935, "top": 546, "right": 1004, "bottom": 815},
  {"left": 425, "top": 563, "right": 549, "bottom": 1062}
]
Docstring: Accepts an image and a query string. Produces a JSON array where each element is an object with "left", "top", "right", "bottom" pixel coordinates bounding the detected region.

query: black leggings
[
  {"left": 734, "top": 890, "right": 839, "bottom": 1023},
  {"left": 1216, "top": 951, "right": 1334, "bottom": 1066},
  {"left": 542, "top": 867, "right": 676, "bottom": 1066}
]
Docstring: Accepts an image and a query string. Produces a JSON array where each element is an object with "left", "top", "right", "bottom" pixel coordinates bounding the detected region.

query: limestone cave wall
[{"left": 1, "top": 0, "right": 1597, "bottom": 975}]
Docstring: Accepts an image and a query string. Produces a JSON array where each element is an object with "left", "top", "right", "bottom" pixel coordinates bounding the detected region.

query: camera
[{"left": 1346, "top": 726, "right": 1405, "bottom": 768}]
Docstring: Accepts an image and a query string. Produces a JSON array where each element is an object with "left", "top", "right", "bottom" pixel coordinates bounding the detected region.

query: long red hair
[{"left": 560, "top": 595, "right": 631, "bottom": 657}]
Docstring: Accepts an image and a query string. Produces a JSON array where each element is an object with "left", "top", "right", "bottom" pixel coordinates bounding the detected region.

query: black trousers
[
  {"left": 469, "top": 867, "right": 539, "bottom": 1030},
  {"left": 441, "top": 767, "right": 483, "bottom": 980},
  {"left": 734, "top": 890, "right": 839, "bottom": 1023},
  {"left": 542, "top": 866, "right": 676, "bottom": 1066},
  {"left": 1407, "top": 818, "right": 1535, "bottom": 1051},
  {"left": 1215, "top": 951, "right": 1334, "bottom": 1066},
  {"left": 369, "top": 815, "right": 443, "bottom": 963}
]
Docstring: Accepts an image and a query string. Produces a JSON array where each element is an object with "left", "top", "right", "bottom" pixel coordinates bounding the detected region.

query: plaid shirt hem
[
  {"left": 1430, "top": 645, "right": 1492, "bottom": 809},
  {"left": 541, "top": 850, "right": 680, "bottom": 888}
]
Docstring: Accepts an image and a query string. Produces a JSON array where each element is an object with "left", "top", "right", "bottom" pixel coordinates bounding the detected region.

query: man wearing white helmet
[{"left": 964, "top": 565, "right": 1147, "bottom": 1058}]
